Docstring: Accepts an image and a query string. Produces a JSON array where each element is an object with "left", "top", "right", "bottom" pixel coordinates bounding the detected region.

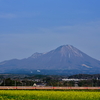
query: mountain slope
[{"left": 0, "top": 45, "right": 100, "bottom": 75}]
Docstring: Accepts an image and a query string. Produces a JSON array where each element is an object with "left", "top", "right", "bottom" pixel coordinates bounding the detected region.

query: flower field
[{"left": 0, "top": 90, "right": 100, "bottom": 100}]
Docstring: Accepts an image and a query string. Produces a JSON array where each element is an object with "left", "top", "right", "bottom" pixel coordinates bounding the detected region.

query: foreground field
[{"left": 0, "top": 90, "right": 100, "bottom": 100}]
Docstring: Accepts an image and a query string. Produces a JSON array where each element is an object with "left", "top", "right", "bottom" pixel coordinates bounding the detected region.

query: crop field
[{"left": 0, "top": 90, "right": 100, "bottom": 100}]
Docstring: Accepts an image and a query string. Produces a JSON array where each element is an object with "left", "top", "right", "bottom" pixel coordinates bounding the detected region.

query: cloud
[
  {"left": 0, "top": 12, "right": 40, "bottom": 19},
  {"left": 37, "top": 20, "right": 100, "bottom": 35},
  {"left": 0, "top": 13, "right": 17, "bottom": 19}
]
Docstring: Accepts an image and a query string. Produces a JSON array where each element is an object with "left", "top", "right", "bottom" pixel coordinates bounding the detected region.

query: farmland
[{"left": 0, "top": 90, "right": 100, "bottom": 100}]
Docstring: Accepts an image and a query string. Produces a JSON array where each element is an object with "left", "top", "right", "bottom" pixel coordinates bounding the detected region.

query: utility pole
[
  {"left": 4, "top": 79, "right": 5, "bottom": 86},
  {"left": 15, "top": 80, "right": 17, "bottom": 89}
]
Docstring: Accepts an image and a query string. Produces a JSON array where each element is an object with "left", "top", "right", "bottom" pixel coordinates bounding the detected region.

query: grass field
[{"left": 0, "top": 90, "right": 100, "bottom": 100}]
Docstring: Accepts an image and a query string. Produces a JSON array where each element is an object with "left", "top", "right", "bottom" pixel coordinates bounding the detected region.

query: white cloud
[
  {"left": 0, "top": 12, "right": 40, "bottom": 19},
  {"left": 0, "top": 13, "right": 17, "bottom": 18},
  {"left": 46, "top": 20, "right": 100, "bottom": 34}
]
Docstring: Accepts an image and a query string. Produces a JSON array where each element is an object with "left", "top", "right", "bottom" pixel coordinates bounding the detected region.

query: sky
[{"left": 0, "top": 0, "right": 100, "bottom": 62}]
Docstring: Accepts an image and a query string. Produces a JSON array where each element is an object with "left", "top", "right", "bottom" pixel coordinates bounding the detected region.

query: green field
[{"left": 0, "top": 90, "right": 100, "bottom": 100}]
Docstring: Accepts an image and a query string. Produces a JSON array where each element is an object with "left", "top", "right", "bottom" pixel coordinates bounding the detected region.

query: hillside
[{"left": 0, "top": 45, "right": 100, "bottom": 75}]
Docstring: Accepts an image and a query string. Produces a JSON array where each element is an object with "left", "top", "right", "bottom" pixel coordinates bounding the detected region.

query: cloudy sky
[{"left": 0, "top": 0, "right": 100, "bottom": 62}]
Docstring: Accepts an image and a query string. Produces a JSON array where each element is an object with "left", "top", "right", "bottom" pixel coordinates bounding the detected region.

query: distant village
[{"left": 0, "top": 74, "right": 100, "bottom": 87}]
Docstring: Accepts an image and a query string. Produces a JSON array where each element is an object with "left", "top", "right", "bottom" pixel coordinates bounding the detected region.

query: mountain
[{"left": 0, "top": 45, "right": 100, "bottom": 75}]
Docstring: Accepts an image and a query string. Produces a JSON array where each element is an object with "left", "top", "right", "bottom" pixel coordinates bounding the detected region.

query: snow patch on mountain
[
  {"left": 60, "top": 45, "right": 83, "bottom": 57},
  {"left": 30, "top": 52, "right": 43, "bottom": 58},
  {"left": 0, "top": 62, "right": 6, "bottom": 65},
  {"left": 82, "top": 64, "right": 92, "bottom": 68}
]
